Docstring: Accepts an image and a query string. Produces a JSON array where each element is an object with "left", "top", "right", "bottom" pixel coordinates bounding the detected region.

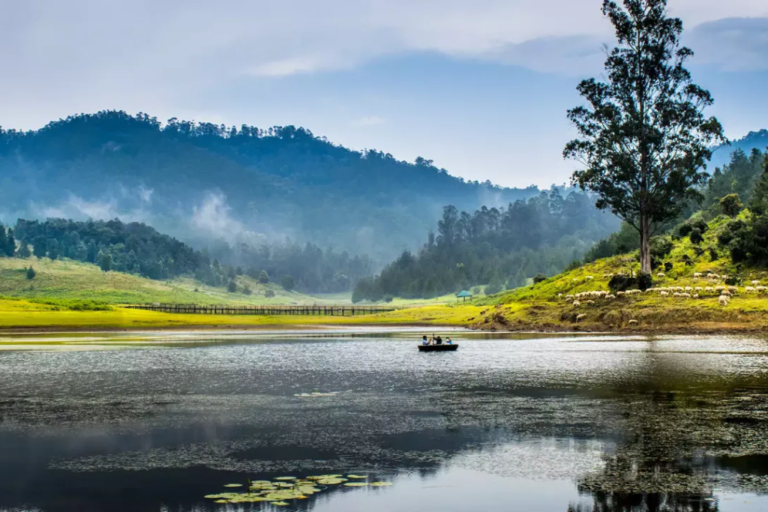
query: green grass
[{"left": 0, "top": 257, "right": 344, "bottom": 306}]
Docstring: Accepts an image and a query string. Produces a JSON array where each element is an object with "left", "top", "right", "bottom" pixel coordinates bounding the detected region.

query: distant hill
[
  {"left": 0, "top": 111, "right": 540, "bottom": 262},
  {"left": 710, "top": 129, "right": 768, "bottom": 171}
]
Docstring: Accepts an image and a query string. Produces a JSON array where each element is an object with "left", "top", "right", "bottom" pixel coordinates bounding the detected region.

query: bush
[
  {"left": 533, "top": 274, "right": 547, "bottom": 285},
  {"left": 664, "top": 262, "right": 673, "bottom": 272},
  {"left": 720, "top": 194, "right": 744, "bottom": 218},
  {"left": 690, "top": 228, "right": 704, "bottom": 245},
  {"left": 637, "top": 271, "right": 653, "bottom": 291},
  {"left": 609, "top": 272, "right": 653, "bottom": 292},
  {"left": 258, "top": 270, "right": 270, "bottom": 284},
  {"left": 264, "top": 290, "right": 275, "bottom": 298},
  {"left": 227, "top": 280, "right": 237, "bottom": 293},
  {"left": 709, "top": 248, "right": 719, "bottom": 261},
  {"left": 725, "top": 276, "right": 742, "bottom": 286},
  {"left": 243, "top": 285, "right": 252, "bottom": 295},
  {"left": 382, "top": 295, "right": 394, "bottom": 303},
  {"left": 25, "top": 266, "right": 36, "bottom": 280}
]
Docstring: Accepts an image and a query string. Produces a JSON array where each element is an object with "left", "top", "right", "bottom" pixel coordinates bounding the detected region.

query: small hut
[{"left": 456, "top": 290, "right": 473, "bottom": 302}]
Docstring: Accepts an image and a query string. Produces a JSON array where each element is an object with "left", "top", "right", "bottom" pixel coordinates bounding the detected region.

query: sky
[{"left": 1, "top": 0, "right": 767, "bottom": 188}]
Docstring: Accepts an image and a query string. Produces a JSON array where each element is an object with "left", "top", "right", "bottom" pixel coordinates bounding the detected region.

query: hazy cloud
[
  {"left": 191, "top": 192, "right": 243, "bottom": 238},
  {"left": 34, "top": 193, "right": 151, "bottom": 223},
  {"left": 352, "top": 115, "right": 386, "bottom": 127},
  {"left": 687, "top": 17, "right": 768, "bottom": 71},
  {"left": 2, "top": 0, "right": 765, "bottom": 129}
]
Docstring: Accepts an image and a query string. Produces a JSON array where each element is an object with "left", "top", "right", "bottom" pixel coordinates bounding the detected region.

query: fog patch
[{"left": 191, "top": 192, "right": 244, "bottom": 241}]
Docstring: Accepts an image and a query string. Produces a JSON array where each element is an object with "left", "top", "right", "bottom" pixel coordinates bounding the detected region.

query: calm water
[{"left": 1, "top": 331, "right": 768, "bottom": 511}]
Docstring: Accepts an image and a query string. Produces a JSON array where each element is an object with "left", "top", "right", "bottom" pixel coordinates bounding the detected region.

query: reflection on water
[{"left": 1, "top": 333, "right": 768, "bottom": 511}]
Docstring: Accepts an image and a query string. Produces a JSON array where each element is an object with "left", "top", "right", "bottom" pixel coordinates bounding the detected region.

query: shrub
[
  {"left": 690, "top": 228, "right": 704, "bottom": 245},
  {"left": 533, "top": 274, "right": 547, "bottom": 285},
  {"left": 664, "top": 262, "right": 673, "bottom": 272},
  {"left": 382, "top": 295, "right": 394, "bottom": 303},
  {"left": 25, "top": 266, "right": 36, "bottom": 280},
  {"left": 227, "top": 280, "right": 237, "bottom": 293},
  {"left": 264, "top": 290, "right": 275, "bottom": 298},
  {"left": 258, "top": 270, "right": 270, "bottom": 284},
  {"left": 243, "top": 285, "right": 252, "bottom": 295},
  {"left": 725, "top": 276, "right": 742, "bottom": 286},
  {"left": 637, "top": 271, "right": 653, "bottom": 291},
  {"left": 709, "top": 248, "right": 719, "bottom": 261},
  {"left": 720, "top": 194, "right": 744, "bottom": 218}
]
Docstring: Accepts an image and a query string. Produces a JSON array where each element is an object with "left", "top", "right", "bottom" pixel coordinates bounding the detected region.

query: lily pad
[
  {"left": 214, "top": 500, "right": 229, "bottom": 504},
  {"left": 223, "top": 483, "right": 243, "bottom": 488},
  {"left": 274, "top": 476, "right": 297, "bottom": 481},
  {"left": 370, "top": 482, "right": 393, "bottom": 487},
  {"left": 344, "top": 482, "right": 369, "bottom": 487},
  {"left": 347, "top": 474, "right": 368, "bottom": 479},
  {"left": 204, "top": 494, "right": 223, "bottom": 499}
]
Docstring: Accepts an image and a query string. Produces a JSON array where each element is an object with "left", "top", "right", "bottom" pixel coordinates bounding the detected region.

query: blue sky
[{"left": 2, "top": 0, "right": 767, "bottom": 187}]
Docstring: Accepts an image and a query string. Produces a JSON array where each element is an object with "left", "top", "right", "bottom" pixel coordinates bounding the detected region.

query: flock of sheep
[{"left": 559, "top": 271, "right": 766, "bottom": 308}]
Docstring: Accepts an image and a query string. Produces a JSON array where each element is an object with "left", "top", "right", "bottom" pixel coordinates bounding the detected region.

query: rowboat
[{"left": 418, "top": 344, "right": 458, "bottom": 352}]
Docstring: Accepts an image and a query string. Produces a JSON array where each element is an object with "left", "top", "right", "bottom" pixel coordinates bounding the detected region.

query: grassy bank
[
  {"left": 0, "top": 298, "right": 480, "bottom": 331},
  {"left": 0, "top": 257, "right": 342, "bottom": 306}
]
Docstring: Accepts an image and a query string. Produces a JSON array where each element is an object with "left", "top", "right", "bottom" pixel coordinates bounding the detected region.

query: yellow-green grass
[
  {"left": 0, "top": 257, "right": 340, "bottom": 306},
  {"left": 0, "top": 298, "right": 480, "bottom": 331},
  {"left": 459, "top": 212, "right": 768, "bottom": 332}
]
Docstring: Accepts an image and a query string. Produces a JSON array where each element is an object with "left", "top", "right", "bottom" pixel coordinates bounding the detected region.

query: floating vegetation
[{"left": 205, "top": 473, "right": 392, "bottom": 507}]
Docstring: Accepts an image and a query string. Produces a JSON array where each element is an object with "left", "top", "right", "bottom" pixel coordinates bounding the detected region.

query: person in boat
[
  {"left": 435, "top": 335, "right": 443, "bottom": 345},
  {"left": 422, "top": 335, "right": 429, "bottom": 346},
  {"left": 446, "top": 337, "right": 453, "bottom": 345}
]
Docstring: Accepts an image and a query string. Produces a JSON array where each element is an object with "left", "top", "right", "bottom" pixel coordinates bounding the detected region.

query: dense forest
[
  {"left": 0, "top": 111, "right": 540, "bottom": 262},
  {"left": 352, "top": 189, "right": 620, "bottom": 301},
  {"left": 3, "top": 218, "right": 373, "bottom": 294}
]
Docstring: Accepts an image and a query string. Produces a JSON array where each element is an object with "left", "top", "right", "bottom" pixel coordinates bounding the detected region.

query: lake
[{"left": 1, "top": 330, "right": 768, "bottom": 511}]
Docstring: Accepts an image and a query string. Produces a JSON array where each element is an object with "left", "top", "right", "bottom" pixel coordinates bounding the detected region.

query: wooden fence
[{"left": 124, "top": 304, "right": 398, "bottom": 316}]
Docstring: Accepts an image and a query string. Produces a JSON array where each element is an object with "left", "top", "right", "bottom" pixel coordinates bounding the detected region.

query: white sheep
[
  {"left": 576, "top": 314, "right": 587, "bottom": 322},
  {"left": 693, "top": 294, "right": 700, "bottom": 299},
  {"left": 657, "top": 272, "right": 666, "bottom": 278},
  {"left": 660, "top": 291, "right": 669, "bottom": 297},
  {"left": 705, "top": 287, "right": 714, "bottom": 293},
  {"left": 752, "top": 280, "right": 761, "bottom": 286},
  {"left": 607, "top": 294, "right": 616, "bottom": 300},
  {"left": 721, "top": 290, "right": 732, "bottom": 297},
  {"left": 684, "top": 287, "right": 693, "bottom": 292},
  {"left": 719, "top": 295, "right": 730, "bottom": 306},
  {"left": 745, "top": 286, "right": 756, "bottom": 293},
  {"left": 693, "top": 272, "right": 702, "bottom": 278},
  {"left": 573, "top": 301, "right": 581, "bottom": 307},
  {"left": 695, "top": 287, "right": 703, "bottom": 292},
  {"left": 586, "top": 276, "right": 594, "bottom": 280}
]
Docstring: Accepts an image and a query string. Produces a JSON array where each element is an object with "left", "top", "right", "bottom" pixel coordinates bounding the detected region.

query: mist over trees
[
  {"left": 9, "top": 218, "right": 373, "bottom": 293},
  {"left": 0, "top": 110, "right": 541, "bottom": 263},
  {"left": 352, "top": 189, "right": 619, "bottom": 301}
]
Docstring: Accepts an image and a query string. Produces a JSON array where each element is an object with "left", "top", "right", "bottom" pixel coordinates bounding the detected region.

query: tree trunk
[{"left": 640, "top": 213, "right": 651, "bottom": 273}]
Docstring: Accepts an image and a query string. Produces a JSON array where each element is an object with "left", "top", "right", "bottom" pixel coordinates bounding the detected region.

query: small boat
[{"left": 418, "top": 344, "right": 459, "bottom": 352}]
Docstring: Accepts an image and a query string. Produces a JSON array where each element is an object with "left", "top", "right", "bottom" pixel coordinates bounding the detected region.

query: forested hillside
[
  {"left": 352, "top": 189, "right": 619, "bottom": 301},
  {"left": 2, "top": 218, "right": 372, "bottom": 294},
  {"left": 709, "top": 130, "right": 768, "bottom": 171},
  {"left": 0, "top": 111, "right": 539, "bottom": 262}
]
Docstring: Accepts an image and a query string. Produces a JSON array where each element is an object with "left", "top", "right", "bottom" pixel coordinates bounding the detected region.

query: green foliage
[
  {"left": 382, "top": 295, "right": 394, "bottom": 303},
  {"left": 32, "top": 237, "right": 46, "bottom": 259},
  {"left": 720, "top": 194, "right": 744, "bottom": 218},
  {"left": 97, "top": 250, "right": 113, "bottom": 272},
  {"left": 565, "top": 0, "right": 725, "bottom": 272},
  {"left": 280, "top": 275, "right": 295, "bottom": 291},
  {"left": 352, "top": 190, "right": 619, "bottom": 301},
  {"left": 0, "top": 225, "right": 15, "bottom": 257},
  {"left": 25, "top": 266, "right": 36, "bottom": 280},
  {"left": 484, "top": 275, "right": 504, "bottom": 295},
  {"left": 17, "top": 240, "right": 31, "bottom": 258},
  {"left": 258, "top": 270, "right": 270, "bottom": 284},
  {"left": 243, "top": 284, "right": 252, "bottom": 296},
  {"left": 264, "top": 290, "right": 276, "bottom": 298},
  {"left": 690, "top": 229, "right": 704, "bottom": 245},
  {"left": 707, "top": 148, "right": 766, "bottom": 207},
  {"left": 227, "top": 280, "right": 237, "bottom": 293},
  {"left": 533, "top": 274, "right": 547, "bottom": 285}
]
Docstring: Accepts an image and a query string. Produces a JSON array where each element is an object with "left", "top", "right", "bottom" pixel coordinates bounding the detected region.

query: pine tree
[
  {"left": 26, "top": 266, "right": 36, "bottom": 280},
  {"left": 0, "top": 224, "right": 7, "bottom": 256},
  {"left": 5, "top": 228, "right": 15, "bottom": 257},
  {"left": 97, "top": 250, "right": 113, "bottom": 272},
  {"left": 258, "top": 270, "right": 270, "bottom": 284},
  {"left": 17, "top": 240, "right": 31, "bottom": 258},
  {"left": 33, "top": 236, "right": 47, "bottom": 259}
]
